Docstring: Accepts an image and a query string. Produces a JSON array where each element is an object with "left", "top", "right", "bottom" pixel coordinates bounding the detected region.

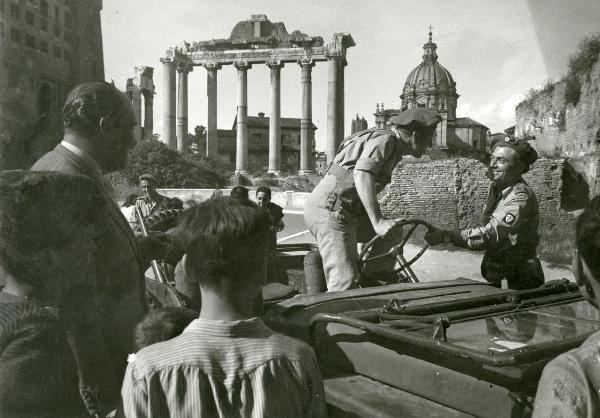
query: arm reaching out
[{"left": 354, "top": 170, "right": 396, "bottom": 237}]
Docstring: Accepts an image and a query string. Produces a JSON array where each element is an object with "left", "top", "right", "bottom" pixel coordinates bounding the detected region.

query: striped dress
[{"left": 122, "top": 317, "right": 327, "bottom": 418}]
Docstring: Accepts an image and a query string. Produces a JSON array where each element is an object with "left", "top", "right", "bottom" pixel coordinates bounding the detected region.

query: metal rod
[{"left": 136, "top": 206, "right": 169, "bottom": 284}]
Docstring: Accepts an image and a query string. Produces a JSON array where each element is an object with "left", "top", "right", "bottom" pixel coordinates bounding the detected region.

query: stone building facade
[
  {"left": 202, "top": 112, "right": 317, "bottom": 174},
  {"left": 0, "top": 0, "right": 104, "bottom": 169},
  {"left": 374, "top": 31, "right": 488, "bottom": 160},
  {"left": 380, "top": 158, "right": 573, "bottom": 233}
]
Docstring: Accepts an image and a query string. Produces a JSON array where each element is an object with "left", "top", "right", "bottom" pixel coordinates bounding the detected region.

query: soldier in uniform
[
  {"left": 304, "top": 108, "right": 442, "bottom": 291},
  {"left": 135, "top": 174, "right": 183, "bottom": 224},
  {"left": 425, "top": 133, "right": 544, "bottom": 290}
]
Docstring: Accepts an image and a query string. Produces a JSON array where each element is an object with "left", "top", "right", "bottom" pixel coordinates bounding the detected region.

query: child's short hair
[
  {"left": 174, "top": 197, "right": 272, "bottom": 289},
  {"left": 134, "top": 307, "right": 197, "bottom": 351},
  {"left": 0, "top": 170, "right": 103, "bottom": 289}
]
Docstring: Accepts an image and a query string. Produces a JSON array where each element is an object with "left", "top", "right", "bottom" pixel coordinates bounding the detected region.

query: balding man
[
  {"left": 32, "top": 81, "right": 168, "bottom": 415},
  {"left": 304, "top": 109, "right": 442, "bottom": 291},
  {"left": 425, "top": 134, "right": 544, "bottom": 290}
]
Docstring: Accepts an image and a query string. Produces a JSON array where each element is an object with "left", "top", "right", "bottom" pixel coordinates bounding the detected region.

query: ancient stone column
[
  {"left": 267, "top": 61, "right": 283, "bottom": 175},
  {"left": 235, "top": 62, "right": 251, "bottom": 174},
  {"left": 142, "top": 91, "right": 154, "bottom": 140},
  {"left": 327, "top": 56, "right": 340, "bottom": 164},
  {"left": 176, "top": 63, "right": 191, "bottom": 153},
  {"left": 139, "top": 66, "right": 155, "bottom": 140},
  {"left": 338, "top": 59, "right": 346, "bottom": 143},
  {"left": 299, "top": 60, "right": 314, "bottom": 175},
  {"left": 160, "top": 57, "right": 176, "bottom": 149},
  {"left": 126, "top": 78, "right": 142, "bottom": 142},
  {"left": 205, "top": 63, "right": 221, "bottom": 159}
]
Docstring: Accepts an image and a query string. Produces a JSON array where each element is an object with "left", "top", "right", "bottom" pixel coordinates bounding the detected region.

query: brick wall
[
  {"left": 380, "top": 158, "right": 573, "bottom": 231},
  {"left": 514, "top": 60, "right": 600, "bottom": 197}
]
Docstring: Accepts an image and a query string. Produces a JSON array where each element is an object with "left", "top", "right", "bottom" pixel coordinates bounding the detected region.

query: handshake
[{"left": 423, "top": 227, "right": 450, "bottom": 246}]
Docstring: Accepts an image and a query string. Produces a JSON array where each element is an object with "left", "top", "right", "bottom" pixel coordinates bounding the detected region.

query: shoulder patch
[{"left": 503, "top": 213, "right": 516, "bottom": 225}]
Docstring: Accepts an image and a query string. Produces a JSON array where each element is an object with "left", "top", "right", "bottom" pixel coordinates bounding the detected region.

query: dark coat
[
  {"left": 32, "top": 144, "right": 148, "bottom": 412},
  {"left": 0, "top": 292, "right": 85, "bottom": 417}
]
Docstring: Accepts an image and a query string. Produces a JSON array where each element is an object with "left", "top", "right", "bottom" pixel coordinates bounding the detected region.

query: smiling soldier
[{"left": 425, "top": 133, "right": 545, "bottom": 290}]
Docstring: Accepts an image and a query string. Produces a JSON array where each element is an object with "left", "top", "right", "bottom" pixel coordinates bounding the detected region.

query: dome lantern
[{"left": 400, "top": 28, "right": 459, "bottom": 121}]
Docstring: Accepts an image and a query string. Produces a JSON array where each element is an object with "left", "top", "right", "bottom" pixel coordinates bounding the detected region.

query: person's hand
[
  {"left": 424, "top": 227, "right": 446, "bottom": 246},
  {"left": 137, "top": 232, "right": 171, "bottom": 262},
  {"left": 374, "top": 218, "right": 397, "bottom": 238}
]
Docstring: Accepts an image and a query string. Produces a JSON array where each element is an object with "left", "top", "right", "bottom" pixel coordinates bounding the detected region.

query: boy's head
[
  {"left": 174, "top": 197, "right": 272, "bottom": 292},
  {"left": 255, "top": 186, "right": 272, "bottom": 208},
  {"left": 134, "top": 307, "right": 197, "bottom": 351},
  {"left": 230, "top": 186, "right": 249, "bottom": 201},
  {"left": 0, "top": 171, "right": 103, "bottom": 303}
]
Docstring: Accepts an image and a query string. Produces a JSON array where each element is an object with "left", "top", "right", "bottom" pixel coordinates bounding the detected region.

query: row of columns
[{"left": 161, "top": 56, "right": 345, "bottom": 173}]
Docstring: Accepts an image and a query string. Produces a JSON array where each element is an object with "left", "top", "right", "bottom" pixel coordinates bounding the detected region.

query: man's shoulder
[
  {"left": 31, "top": 148, "right": 77, "bottom": 174},
  {"left": 268, "top": 202, "right": 283, "bottom": 214}
]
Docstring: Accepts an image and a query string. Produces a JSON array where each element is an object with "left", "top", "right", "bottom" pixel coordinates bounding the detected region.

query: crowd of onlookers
[{"left": 2, "top": 80, "right": 600, "bottom": 418}]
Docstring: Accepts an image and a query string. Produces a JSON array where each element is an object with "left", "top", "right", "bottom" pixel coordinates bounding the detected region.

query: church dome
[{"left": 400, "top": 30, "right": 458, "bottom": 120}]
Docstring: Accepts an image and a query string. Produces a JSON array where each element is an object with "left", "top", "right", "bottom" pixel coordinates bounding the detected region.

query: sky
[{"left": 101, "top": 0, "right": 600, "bottom": 151}]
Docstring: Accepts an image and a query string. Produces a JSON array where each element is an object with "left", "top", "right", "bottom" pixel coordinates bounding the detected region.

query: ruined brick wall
[
  {"left": 514, "top": 60, "right": 600, "bottom": 197},
  {"left": 380, "top": 158, "right": 573, "bottom": 231},
  {"left": 515, "top": 60, "right": 600, "bottom": 159}
]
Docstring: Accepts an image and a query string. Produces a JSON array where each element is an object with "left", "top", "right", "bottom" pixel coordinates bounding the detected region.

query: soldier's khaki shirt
[
  {"left": 333, "top": 128, "right": 404, "bottom": 189},
  {"left": 459, "top": 180, "right": 540, "bottom": 255}
]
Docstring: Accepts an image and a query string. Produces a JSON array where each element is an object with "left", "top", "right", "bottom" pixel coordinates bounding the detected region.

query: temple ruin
[{"left": 160, "top": 14, "right": 354, "bottom": 174}]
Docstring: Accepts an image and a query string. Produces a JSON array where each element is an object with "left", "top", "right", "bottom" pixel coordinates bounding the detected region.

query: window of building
[
  {"left": 10, "top": 26, "right": 20, "bottom": 43},
  {"left": 0, "top": 22, "right": 5, "bottom": 38},
  {"left": 40, "top": 0, "right": 48, "bottom": 16},
  {"left": 473, "top": 139, "right": 478, "bottom": 149},
  {"left": 25, "top": 33, "right": 35, "bottom": 48},
  {"left": 25, "top": 10, "right": 33, "bottom": 25},
  {"left": 54, "top": 6, "right": 58, "bottom": 20},
  {"left": 0, "top": 0, "right": 4, "bottom": 14},
  {"left": 10, "top": 2, "right": 19, "bottom": 19},
  {"left": 40, "top": 18, "right": 47, "bottom": 31},
  {"left": 53, "top": 23, "right": 60, "bottom": 37},
  {"left": 53, "top": 45, "right": 60, "bottom": 58},
  {"left": 63, "top": 48, "right": 70, "bottom": 62},
  {"left": 39, "top": 39, "right": 48, "bottom": 53}
]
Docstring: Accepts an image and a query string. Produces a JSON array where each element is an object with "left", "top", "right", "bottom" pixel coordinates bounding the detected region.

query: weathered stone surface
[{"left": 380, "top": 158, "right": 573, "bottom": 231}]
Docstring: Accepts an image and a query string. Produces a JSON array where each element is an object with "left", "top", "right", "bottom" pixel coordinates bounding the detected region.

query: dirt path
[{"left": 403, "top": 244, "right": 573, "bottom": 283}]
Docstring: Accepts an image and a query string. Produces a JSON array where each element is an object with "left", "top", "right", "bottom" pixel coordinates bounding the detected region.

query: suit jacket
[{"left": 32, "top": 144, "right": 148, "bottom": 413}]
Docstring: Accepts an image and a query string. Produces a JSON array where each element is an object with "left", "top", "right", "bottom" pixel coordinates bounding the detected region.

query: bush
[
  {"left": 123, "top": 136, "right": 226, "bottom": 188},
  {"left": 562, "top": 33, "right": 600, "bottom": 107},
  {"left": 564, "top": 75, "right": 583, "bottom": 107},
  {"left": 279, "top": 175, "right": 315, "bottom": 192}
]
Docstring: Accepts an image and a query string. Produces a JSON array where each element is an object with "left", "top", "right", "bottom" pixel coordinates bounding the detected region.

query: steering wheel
[{"left": 358, "top": 219, "right": 434, "bottom": 284}]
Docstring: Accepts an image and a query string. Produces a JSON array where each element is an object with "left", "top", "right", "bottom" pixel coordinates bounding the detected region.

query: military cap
[
  {"left": 138, "top": 173, "right": 157, "bottom": 183},
  {"left": 387, "top": 108, "right": 442, "bottom": 130},
  {"left": 490, "top": 133, "right": 538, "bottom": 165}
]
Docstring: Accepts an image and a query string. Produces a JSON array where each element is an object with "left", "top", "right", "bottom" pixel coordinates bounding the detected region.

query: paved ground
[{"left": 278, "top": 212, "right": 574, "bottom": 283}]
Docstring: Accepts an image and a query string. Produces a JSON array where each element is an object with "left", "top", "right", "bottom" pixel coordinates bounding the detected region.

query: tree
[{"left": 123, "top": 135, "right": 226, "bottom": 188}]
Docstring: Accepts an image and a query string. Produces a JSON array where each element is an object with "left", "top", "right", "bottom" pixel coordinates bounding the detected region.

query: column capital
[
  {"left": 176, "top": 62, "right": 193, "bottom": 73},
  {"left": 298, "top": 59, "right": 315, "bottom": 68},
  {"left": 160, "top": 56, "right": 174, "bottom": 65},
  {"left": 266, "top": 60, "right": 284, "bottom": 69},
  {"left": 204, "top": 62, "right": 222, "bottom": 71},
  {"left": 234, "top": 61, "right": 252, "bottom": 70}
]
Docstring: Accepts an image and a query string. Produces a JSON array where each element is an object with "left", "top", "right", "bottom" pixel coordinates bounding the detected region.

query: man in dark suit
[{"left": 31, "top": 81, "right": 168, "bottom": 415}]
